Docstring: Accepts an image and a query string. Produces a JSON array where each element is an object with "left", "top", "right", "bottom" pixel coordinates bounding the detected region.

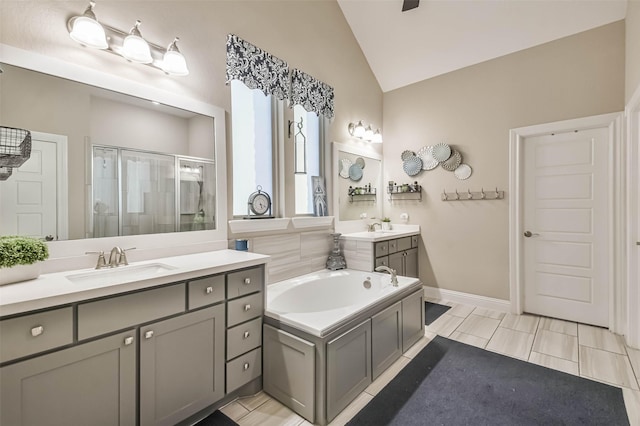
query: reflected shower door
[
  {"left": 178, "top": 158, "right": 215, "bottom": 232},
  {"left": 92, "top": 147, "right": 119, "bottom": 238}
]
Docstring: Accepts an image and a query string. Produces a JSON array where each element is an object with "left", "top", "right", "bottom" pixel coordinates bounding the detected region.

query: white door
[
  {"left": 523, "top": 128, "right": 610, "bottom": 327},
  {"left": 0, "top": 139, "right": 59, "bottom": 239}
]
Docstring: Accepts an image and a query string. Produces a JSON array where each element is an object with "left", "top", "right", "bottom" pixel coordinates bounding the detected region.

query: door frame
[
  {"left": 508, "top": 112, "right": 625, "bottom": 333},
  {"left": 625, "top": 86, "right": 640, "bottom": 348},
  {"left": 31, "top": 131, "right": 69, "bottom": 241}
]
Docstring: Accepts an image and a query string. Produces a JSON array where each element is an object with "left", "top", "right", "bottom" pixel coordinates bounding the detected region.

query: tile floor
[{"left": 220, "top": 299, "right": 640, "bottom": 425}]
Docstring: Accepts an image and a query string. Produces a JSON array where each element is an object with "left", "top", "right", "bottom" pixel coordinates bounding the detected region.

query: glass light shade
[
  {"left": 122, "top": 34, "right": 152, "bottom": 63},
  {"left": 364, "top": 126, "right": 374, "bottom": 141},
  {"left": 372, "top": 129, "right": 383, "bottom": 143},
  {"left": 69, "top": 16, "right": 108, "bottom": 49},
  {"left": 162, "top": 39, "right": 189, "bottom": 76},
  {"left": 353, "top": 121, "right": 366, "bottom": 138}
]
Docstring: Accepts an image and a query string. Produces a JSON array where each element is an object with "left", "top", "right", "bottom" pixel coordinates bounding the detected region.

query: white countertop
[
  {"left": 0, "top": 250, "right": 270, "bottom": 317},
  {"left": 340, "top": 226, "right": 420, "bottom": 242}
]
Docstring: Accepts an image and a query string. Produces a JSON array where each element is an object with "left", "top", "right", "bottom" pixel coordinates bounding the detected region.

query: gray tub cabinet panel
[
  {"left": 139, "top": 304, "right": 225, "bottom": 426},
  {"left": 263, "top": 325, "right": 316, "bottom": 422},
  {"left": 402, "top": 290, "right": 425, "bottom": 352},
  {"left": 0, "top": 330, "right": 136, "bottom": 426},
  {"left": 326, "top": 319, "right": 372, "bottom": 423},
  {"left": 371, "top": 301, "right": 402, "bottom": 380}
]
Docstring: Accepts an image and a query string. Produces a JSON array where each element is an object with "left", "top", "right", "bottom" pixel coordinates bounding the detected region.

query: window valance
[
  {"left": 290, "top": 69, "right": 335, "bottom": 119},
  {"left": 225, "top": 34, "right": 289, "bottom": 101}
]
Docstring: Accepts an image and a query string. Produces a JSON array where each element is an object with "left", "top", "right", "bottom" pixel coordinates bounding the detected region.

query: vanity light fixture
[
  {"left": 67, "top": 2, "right": 189, "bottom": 76},
  {"left": 348, "top": 121, "right": 382, "bottom": 143}
]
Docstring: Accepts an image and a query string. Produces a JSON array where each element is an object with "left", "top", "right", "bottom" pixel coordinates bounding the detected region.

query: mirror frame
[
  {"left": 0, "top": 44, "right": 228, "bottom": 261},
  {"left": 332, "top": 141, "right": 383, "bottom": 233}
]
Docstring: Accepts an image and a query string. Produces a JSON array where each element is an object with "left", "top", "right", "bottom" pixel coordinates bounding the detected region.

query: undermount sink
[{"left": 66, "top": 263, "right": 177, "bottom": 285}]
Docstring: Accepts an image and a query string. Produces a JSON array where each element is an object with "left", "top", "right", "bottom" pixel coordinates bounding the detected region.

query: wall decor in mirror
[{"left": 0, "top": 62, "right": 217, "bottom": 241}]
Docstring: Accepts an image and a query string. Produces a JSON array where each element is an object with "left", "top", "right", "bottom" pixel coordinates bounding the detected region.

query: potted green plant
[
  {"left": 381, "top": 217, "right": 392, "bottom": 231},
  {"left": 0, "top": 236, "right": 49, "bottom": 286}
]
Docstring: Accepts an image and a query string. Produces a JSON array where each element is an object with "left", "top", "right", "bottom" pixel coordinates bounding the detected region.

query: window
[{"left": 293, "top": 104, "right": 322, "bottom": 215}]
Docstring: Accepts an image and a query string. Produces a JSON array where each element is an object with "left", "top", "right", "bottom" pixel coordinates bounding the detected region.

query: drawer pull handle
[
  {"left": 243, "top": 331, "right": 250, "bottom": 339},
  {"left": 145, "top": 330, "right": 154, "bottom": 339},
  {"left": 243, "top": 362, "right": 250, "bottom": 371},
  {"left": 124, "top": 336, "right": 134, "bottom": 346},
  {"left": 31, "top": 326, "right": 44, "bottom": 337},
  {"left": 205, "top": 286, "right": 213, "bottom": 294},
  {"left": 244, "top": 278, "right": 251, "bottom": 285},
  {"left": 244, "top": 304, "right": 251, "bottom": 312}
]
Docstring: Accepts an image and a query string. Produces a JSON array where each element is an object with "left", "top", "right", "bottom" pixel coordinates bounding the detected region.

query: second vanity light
[{"left": 67, "top": 1, "right": 189, "bottom": 76}]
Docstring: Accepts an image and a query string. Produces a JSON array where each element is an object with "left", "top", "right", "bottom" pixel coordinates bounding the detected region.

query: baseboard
[{"left": 423, "top": 286, "right": 511, "bottom": 313}]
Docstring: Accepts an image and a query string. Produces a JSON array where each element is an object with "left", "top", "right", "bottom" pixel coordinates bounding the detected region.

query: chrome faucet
[
  {"left": 107, "top": 246, "right": 135, "bottom": 267},
  {"left": 367, "top": 222, "right": 381, "bottom": 232},
  {"left": 375, "top": 265, "right": 399, "bottom": 287}
]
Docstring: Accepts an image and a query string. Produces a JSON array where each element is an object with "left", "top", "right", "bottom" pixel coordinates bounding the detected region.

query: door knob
[{"left": 524, "top": 231, "right": 540, "bottom": 238}]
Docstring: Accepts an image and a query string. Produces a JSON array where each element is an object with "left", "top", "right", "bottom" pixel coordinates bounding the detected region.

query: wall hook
[
  {"left": 467, "top": 188, "right": 473, "bottom": 200},
  {"left": 455, "top": 189, "right": 459, "bottom": 200}
]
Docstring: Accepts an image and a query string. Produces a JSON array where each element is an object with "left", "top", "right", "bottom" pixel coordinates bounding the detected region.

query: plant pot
[
  {"left": 382, "top": 222, "right": 392, "bottom": 231},
  {"left": 0, "top": 262, "right": 42, "bottom": 286}
]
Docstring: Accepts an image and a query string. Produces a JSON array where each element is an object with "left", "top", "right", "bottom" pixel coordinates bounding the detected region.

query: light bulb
[
  {"left": 372, "top": 129, "right": 383, "bottom": 143},
  {"left": 353, "top": 121, "right": 366, "bottom": 138},
  {"left": 364, "top": 125, "right": 374, "bottom": 141},
  {"left": 121, "top": 20, "right": 152, "bottom": 64},
  {"left": 68, "top": 1, "right": 108, "bottom": 49},
  {"left": 162, "top": 37, "right": 189, "bottom": 76}
]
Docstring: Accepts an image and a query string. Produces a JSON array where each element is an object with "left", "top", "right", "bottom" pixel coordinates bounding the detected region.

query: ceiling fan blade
[{"left": 402, "top": 0, "right": 419, "bottom": 12}]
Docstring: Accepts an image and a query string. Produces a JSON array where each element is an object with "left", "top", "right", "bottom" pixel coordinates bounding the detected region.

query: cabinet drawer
[
  {"left": 388, "top": 239, "right": 398, "bottom": 254},
  {"left": 0, "top": 307, "right": 73, "bottom": 363},
  {"left": 374, "top": 241, "right": 389, "bottom": 257},
  {"left": 188, "top": 275, "right": 225, "bottom": 310},
  {"left": 226, "top": 347, "right": 261, "bottom": 393},
  {"left": 227, "top": 317, "right": 262, "bottom": 360},
  {"left": 227, "top": 292, "right": 263, "bottom": 327},
  {"left": 374, "top": 256, "right": 389, "bottom": 268},
  {"left": 397, "top": 237, "right": 412, "bottom": 251},
  {"left": 227, "top": 267, "right": 263, "bottom": 299},
  {"left": 411, "top": 235, "right": 419, "bottom": 248},
  {"left": 78, "top": 284, "right": 185, "bottom": 340}
]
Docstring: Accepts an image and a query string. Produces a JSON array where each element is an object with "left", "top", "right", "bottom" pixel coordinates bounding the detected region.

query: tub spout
[{"left": 375, "top": 265, "right": 398, "bottom": 286}]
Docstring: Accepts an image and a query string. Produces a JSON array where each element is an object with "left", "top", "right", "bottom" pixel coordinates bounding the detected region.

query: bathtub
[
  {"left": 263, "top": 269, "right": 424, "bottom": 425},
  {"left": 265, "top": 269, "right": 420, "bottom": 337}
]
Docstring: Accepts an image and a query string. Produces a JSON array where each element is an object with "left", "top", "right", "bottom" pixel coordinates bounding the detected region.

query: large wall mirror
[
  {"left": 0, "top": 46, "right": 227, "bottom": 248},
  {"left": 333, "top": 142, "right": 382, "bottom": 232}
]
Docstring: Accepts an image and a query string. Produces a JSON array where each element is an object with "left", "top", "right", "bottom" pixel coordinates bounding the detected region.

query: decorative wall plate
[
  {"left": 355, "top": 157, "right": 366, "bottom": 169},
  {"left": 432, "top": 143, "right": 451, "bottom": 162},
  {"left": 417, "top": 145, "right": 438, "bottom": 170},
  {"left": 402, "top": 156, "right": 423, "bottom": 176},
  {"left": 339, "top": 158, "right": 352, "bottom": 178},
  {"left": 441, "top": 149, "right": 462, "bottom": 171},
  {"left": 401, "top": 150, "right": 415, "bottom": 161},
  {"left": 454, "top": 163, "right": 472, "bottom": 180},
  {"left": 349, "top": 164, "right": 363, "bottom": 181}
]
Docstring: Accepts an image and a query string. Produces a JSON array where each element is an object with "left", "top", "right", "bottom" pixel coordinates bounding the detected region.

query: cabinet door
[
  {"left": 326, "top": 319, "right": 371, "bottom": 423},
  {"left": 388, "top": 251, "right": 404, "bottom": 275},
  {"left": 1, "top": 330, "right": 136, "bottom": 426},
  {"left": 405, "top": 248, "right": 418, "bottom": 278},
  {"left": 402, "top": 290, "right": 425, "bottom": 352},
  {"left": 139, "top": 305, "right": 225, "bottom": 426},
  {"left": 371, "top": 301, "right": 402, "bottom": 380}
]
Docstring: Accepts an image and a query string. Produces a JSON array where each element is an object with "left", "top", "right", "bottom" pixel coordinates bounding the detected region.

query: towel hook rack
[{"left": 441, "top": 187, "right": 505, "bottom": 202}]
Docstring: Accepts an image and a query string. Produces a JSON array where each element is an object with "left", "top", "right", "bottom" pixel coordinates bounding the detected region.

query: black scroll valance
[
  {"left": 290, "top": 69, "right": 335, "bottom": 119},
  {"left": 225, "top": 34, "right": 289, "bottom": 101}
]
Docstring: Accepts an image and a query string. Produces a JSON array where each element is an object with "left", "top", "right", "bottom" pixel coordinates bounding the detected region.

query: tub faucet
[
  {"left": 375, "top": 265, "right": 398, "bottom": 287},
  {"left": 367, "top": 222, "right": 381, "bottom": 232}
]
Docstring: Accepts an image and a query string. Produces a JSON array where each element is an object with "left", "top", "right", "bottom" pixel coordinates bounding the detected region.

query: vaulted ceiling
[{"left": 337, "top": 0, "right": 628, "bottom": 92}]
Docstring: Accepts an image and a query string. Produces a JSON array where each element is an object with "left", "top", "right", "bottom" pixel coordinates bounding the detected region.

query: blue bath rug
[
  {"left": 424, "top": 301, "right": 451, "bottom": 325},
  {"left": 193, "top": 410, "right": 238, "bottom": 426},
  {"left": 346, "top": 336, "right": 630, "bottom": 425}
]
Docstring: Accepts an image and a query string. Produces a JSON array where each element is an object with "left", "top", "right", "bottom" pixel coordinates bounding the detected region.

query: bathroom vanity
[
  {"left": 340, "top": 228, "right": 420, "bottom": 277},
  {"left": 0, "top": 250, "right": 268, "bottom": 426}
]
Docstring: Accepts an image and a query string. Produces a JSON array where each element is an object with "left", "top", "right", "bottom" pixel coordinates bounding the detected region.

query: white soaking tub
[{"left": 263, "top": 269, "right": 424, "bottom": 425}]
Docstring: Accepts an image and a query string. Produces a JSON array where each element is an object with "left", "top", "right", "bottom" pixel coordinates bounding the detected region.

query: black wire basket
[
  {"left": 0, "top": 166, "right": 13, "bottom": 181},
  {"left": 0, "top": 126, "right": 32, "bottom": 168}
]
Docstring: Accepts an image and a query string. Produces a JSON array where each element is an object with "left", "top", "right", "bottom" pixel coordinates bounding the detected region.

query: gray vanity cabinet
[
  {"left": 389, "top": 247, "right": 418, "bottom": 278},
  {"left": 139, "top": 304, "right": 225, "bottom": 426},
  {"left": 0, "top": 330, "right": 137, "bottom": 426},
  {"left": 371, "top": 301, "right": 402, "bottom": 379},
  {"left": 346, "top": 233, "right": 419, "bottom": 277},
  {"left": 326, "top": 319, "right": 372, "bottom": 422},
  {"left": 401, "top": 289, "right": 425, "bottom": 352}
]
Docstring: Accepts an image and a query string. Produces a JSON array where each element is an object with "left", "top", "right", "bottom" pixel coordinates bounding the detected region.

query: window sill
[
  {"left": 291, "top": 216, "right": 334, "bottom": 229},
  {"left": 228, "top": 218, "right": 291, "bottom": 234}
]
